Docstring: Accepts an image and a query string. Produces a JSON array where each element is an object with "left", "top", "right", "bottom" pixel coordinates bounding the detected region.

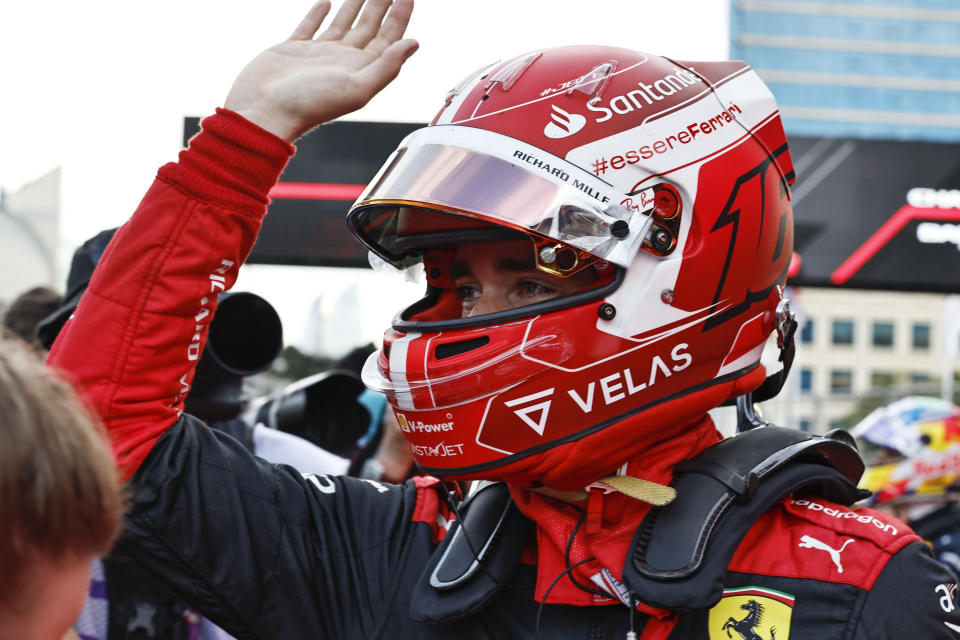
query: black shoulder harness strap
[
  {"left": 622, "top": 425, "right": 870, "bottom": 611},
  {"left": 410, "top": 481, "right": 533, "bottom": 623}
]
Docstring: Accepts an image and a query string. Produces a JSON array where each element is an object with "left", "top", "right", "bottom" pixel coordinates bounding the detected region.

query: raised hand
[{"left": 225, "top": 0, "right": 417, "bottom": 143}]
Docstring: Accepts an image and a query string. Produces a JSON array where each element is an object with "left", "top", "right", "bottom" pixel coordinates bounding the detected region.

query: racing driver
[{"left": 48, "top": 0, "right": 960, "bottom": 638}]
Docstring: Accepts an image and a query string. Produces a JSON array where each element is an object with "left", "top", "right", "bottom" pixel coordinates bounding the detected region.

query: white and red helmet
[{"left": 347, "top": 45, "right": 796, "bottom": 489}]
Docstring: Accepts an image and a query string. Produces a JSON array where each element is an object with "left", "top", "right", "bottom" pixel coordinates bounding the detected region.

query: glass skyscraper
[{"left": 730, "top": 0, "right": 960, "bottom": 142}]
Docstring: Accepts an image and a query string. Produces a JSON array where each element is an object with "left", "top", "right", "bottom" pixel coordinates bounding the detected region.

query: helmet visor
[{"left": 347, "top": 125, "right": 655, "bottom": 269}]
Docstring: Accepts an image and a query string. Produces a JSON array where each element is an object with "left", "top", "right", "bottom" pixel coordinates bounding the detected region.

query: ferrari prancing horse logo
[{"left": 708, "top": 587, "right": 794, "bottom": 640}]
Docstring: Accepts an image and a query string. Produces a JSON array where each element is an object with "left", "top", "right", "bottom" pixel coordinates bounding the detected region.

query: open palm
[{"left": 226, "top": 0, "right": 417, "bottom": 143}]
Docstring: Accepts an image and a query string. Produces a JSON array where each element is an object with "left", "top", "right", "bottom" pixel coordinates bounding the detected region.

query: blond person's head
[{"left": 0, "top": 339, "right": 124, "bottom": 640}]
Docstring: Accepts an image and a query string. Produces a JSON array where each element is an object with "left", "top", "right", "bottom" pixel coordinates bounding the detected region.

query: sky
[{"left": 0, "top": 0, "right": 730, "bottom": 352}]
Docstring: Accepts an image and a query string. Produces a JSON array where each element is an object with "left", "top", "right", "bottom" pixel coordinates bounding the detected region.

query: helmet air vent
[
  {"left": 569, "top": 61, "right": 617, "bottom": 100},
  {"left": 484, "top": 53, "right": 542, "bottom": 92},
  {"left": 435, "top": 336, "right": 491, "bottom": 360}
]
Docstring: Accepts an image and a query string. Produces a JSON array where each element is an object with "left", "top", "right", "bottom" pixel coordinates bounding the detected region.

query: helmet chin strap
[
  {"left": 533, "top": 475, "right": 678, "bottom": 537},
  {"left": 725, "top": 297, "right": 798, "bottom": 433},
  {"left": 533, "top": 475, "right": 677, "bottom": 506},
  {"left": 601, "top": 476, "right": 677, "bottom": 506}
]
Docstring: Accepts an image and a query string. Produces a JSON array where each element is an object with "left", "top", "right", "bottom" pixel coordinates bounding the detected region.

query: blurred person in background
[
  {"left": 350, "top": 388, "right": 416, "bottom": 482},
  {"left": 340, "top": 344, "right": 416, "bottom": 482},
  {"left": 47, "top": 0, "right": 960, "bottom": 637},
  {"left": 854, "top": 396, "right": 960, "bottom": 577},
  {"left": 0, "top": 338, "right": 124, "bottom": 640},
  {"left": 2, "top": 285, "right": 63, "bottom": 353}
]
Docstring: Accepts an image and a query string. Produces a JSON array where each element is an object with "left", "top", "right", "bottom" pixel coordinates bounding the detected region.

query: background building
[
  {"left": 749, "top": 288, "right": 960, "bottom": 435},
  {"left": 0, "top": 169, "right": 62, "bottom": 306},
  {"left": 730, "top": 0, "right": 960, "bottom": 142},
  {"left": 727, "top": 0, "right": 960, "bottom": 434}
]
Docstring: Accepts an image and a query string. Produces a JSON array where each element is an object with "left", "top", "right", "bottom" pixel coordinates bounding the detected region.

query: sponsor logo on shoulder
[
  {"left": 544, "top": 104, "right": 586, "bottom": 138},
  {"left": 304, "top": 473, "right": 336, "bottom": 494},
  {"left": 936, "top": 582, "right": 958, "bottom": 615},
  {"left": 790, "top": 498, "right": 898, "bottom": 535},
  {"left": 797, "top": 534, "right": 854, "bottom": 573}
]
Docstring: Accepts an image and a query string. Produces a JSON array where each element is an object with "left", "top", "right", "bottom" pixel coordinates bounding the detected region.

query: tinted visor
[{"left": 347, "top": 125, "right": 654, "bottom": 269}]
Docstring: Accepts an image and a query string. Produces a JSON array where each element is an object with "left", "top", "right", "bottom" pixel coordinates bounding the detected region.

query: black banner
[{"left": 789, "top": 136, "right": 960, "bottom": 293}]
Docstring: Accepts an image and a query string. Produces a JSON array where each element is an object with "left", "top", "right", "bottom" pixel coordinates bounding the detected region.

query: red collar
[{"left": 509, "top": 413, "right": 721, "bottom": 608}]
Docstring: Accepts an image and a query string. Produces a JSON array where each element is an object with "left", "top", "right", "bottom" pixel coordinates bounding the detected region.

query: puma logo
[{"left": 798, "top": 534, "right": 854, "bottom": 573}]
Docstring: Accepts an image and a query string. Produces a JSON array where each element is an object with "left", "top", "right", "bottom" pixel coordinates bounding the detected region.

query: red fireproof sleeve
[{"left": 48, "top": 108, "right": 295, "bottom": 480}]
